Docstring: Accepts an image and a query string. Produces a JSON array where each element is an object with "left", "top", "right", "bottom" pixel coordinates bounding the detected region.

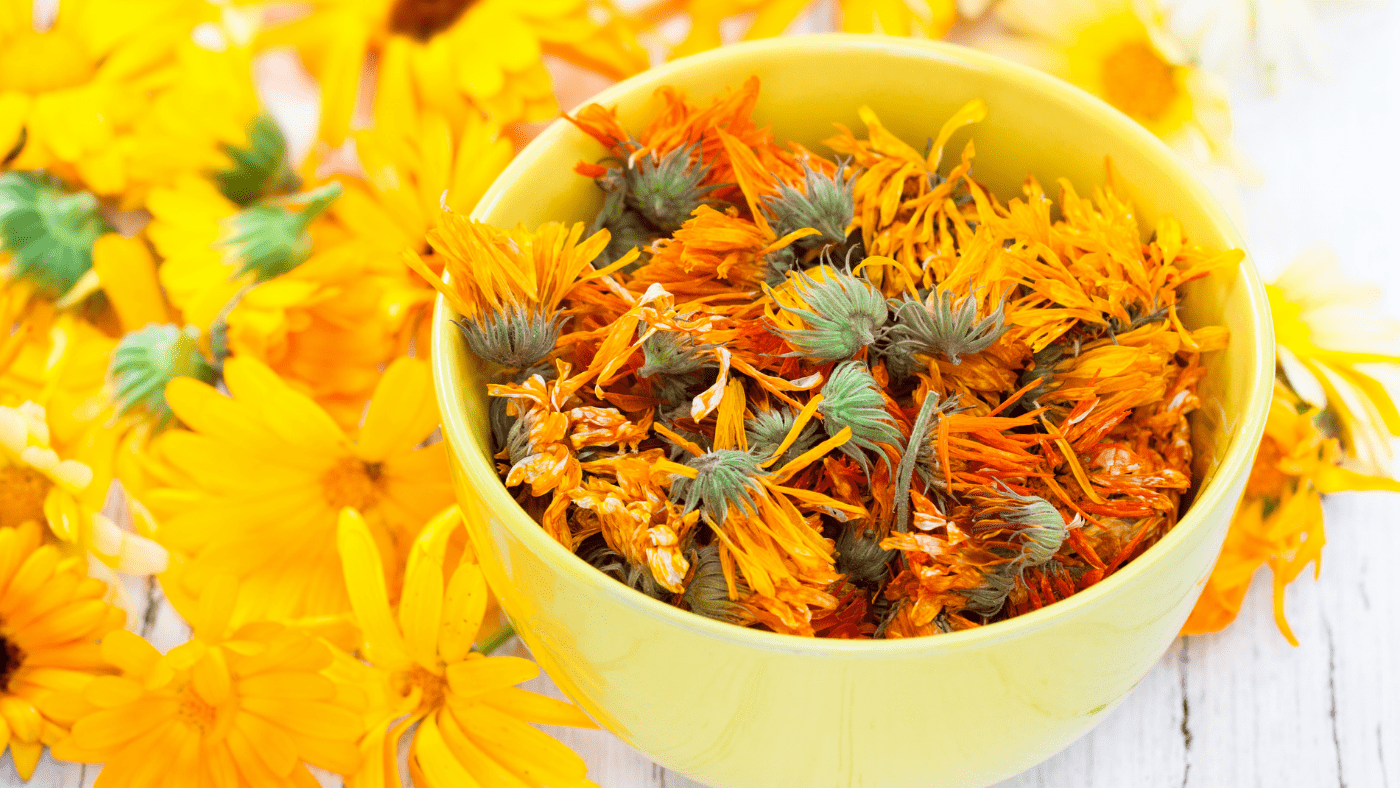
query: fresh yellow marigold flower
[
  {"left": 147, "top": 174, "right": 344, "bottom": 334},
  {"left": 247, "top": 0, "right": 647, "bottom": 145},
  {"left": 333, "top": 505, "right": 598, "bottom": 788},
  {"left": 0, "top": 401, "right": 168, "bottom": 576},
  {"left": 50, "top": 576, "right": 364, "bottom": 786},
  {"left": 223, "top": 247, "right": 398, "bottom": 429},
  {"left": 0, "top": 1, "right": 255, "bottom": 205},
  {"left": 321, "top": 60, "right": 514, "bottom": 354},
  {"left": 645, "top": 0, "right": 980, "bottom": 59},
  {"left": 0, "top": 522, "right": 126, "bottom": 781},
  {"left": 1268, "top": 249, "right": 1400, "bottom": 476},
  {"left": 1183, "top": 383, "right": 1400, "bottom": 645},
  {"left": 982, "top": 0, "right": 1246, "bottom": 175},
  {"left": 0, "top": 295, "right": 172, "bottom": 507},
  {"left": 144, "top": 356, "right": 453, "bottom": 625}
]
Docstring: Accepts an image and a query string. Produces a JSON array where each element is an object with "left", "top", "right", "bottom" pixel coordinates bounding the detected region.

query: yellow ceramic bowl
[{"left": 432, "top": 35, "right": 1273, "bottom": 788}]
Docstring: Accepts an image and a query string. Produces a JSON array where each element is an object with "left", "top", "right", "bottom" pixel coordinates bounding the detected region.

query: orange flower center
[
  {"left": 177, "top": 684, "right": 219, "bottom": 734},
  {"left": 0, "top": 467, "right": 53, "bottom": 530},
  {"left": 1101, "top": 41, "right": 1178, "bottom": 122},
  {"left": 0, "top": 634, "right": 25, "bottom": 692},
  {"left": 388, "top": 0, "right": 477, "bottom": 40},
  {"left": 0, "top": 30, "right": 96, "bottom": 93},
  {"left": 394, "top": 664, "right": 448, "bottom": 715},
  {"left": 321, "top": 458, "right": 383, "bottom": 511}
]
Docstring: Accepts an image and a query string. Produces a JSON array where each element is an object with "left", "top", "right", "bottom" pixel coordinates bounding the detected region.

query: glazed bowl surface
[{"left": 431, "top": 34, "right": 1273, "bottom": 788}]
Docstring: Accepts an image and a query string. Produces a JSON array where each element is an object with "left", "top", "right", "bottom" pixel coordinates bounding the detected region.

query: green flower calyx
[
  {"left": 624, "top": 143, "right": 724, "bottom": 233},
  {"left": 890, "top": 288, "right": 1007, "bottom": 366},
  {"left": 762, "top": 160, "right": 856, "bottom": 248},
  {"left": 215, "top": 115, "right": 302, "bottom": 206},
  {"left": 218, "top": 181, "right": 342, "bottom": 282},
  {"left": 683, "top": 544, "right": 753, "bottom": 624},
  {"left": 456, "top": 307, "right": 563, "bottom": 370},
  {"left": 109, "top": 324, "right": 217, "bottom": 427},
  {"left": 817, "top": 360, "right": 902, "bottom": 474},
  {"left": 671, "top": 448, "right": 768, "bottom": 524},
  {"left": 774, "top": 267, "right": 888, "bottom": 361},
  {"left": 0, "top": 171, "right": 112, "bottom": 298}
]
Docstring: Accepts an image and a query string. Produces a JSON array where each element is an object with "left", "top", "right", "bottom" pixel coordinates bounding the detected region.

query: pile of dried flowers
[{"left": 423, "top": 77, "right": 1241, "bottom": 638}]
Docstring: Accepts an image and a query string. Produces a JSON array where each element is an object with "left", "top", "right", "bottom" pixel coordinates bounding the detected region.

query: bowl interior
[{"left": 434, "top": 34, "right": 1273, "bottom": 652}]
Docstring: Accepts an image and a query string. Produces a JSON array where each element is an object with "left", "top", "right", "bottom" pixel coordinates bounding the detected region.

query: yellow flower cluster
[{"left": 0, "top": 0, "right": 635, "bottom": 782}]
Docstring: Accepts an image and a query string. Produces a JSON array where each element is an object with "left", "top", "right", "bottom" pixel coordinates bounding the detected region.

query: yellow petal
[
  {"left": 413, "top": 714, "right": 483, "bottom": 788},
  {"left": 438, "top": 556, "right": 488, "bottom": 665},
  {"left": 399, "top": 505, "right": 458, "bottom": 669},
  {"left": 91, "top": 233, "right": 168, "bottom": 331},
  {"left": 9, "top": 739, "right": 41, "bottom": 781},
  {"left": 336, "top": 508, "right": 410, "bottom": 667},
  {"left": 192, "top": 574, "right": 240, "bottom": 641},
  {"left": 478, "top": 688, "right": 596, "bottom": 728},
  {"left": 436, "top": 709, "right": 531, "bottom": 788},
  {"left": 240, "top": 698, "right": 363, "bottom": 740},
  {"left": 444, "top": 656, "right": 538, "bottom": 701},
  {"left": 356, "top": 357, "right": 438, "bottom": 463},
  {"left": 83, "top": 675, "right": 145, "bottom": 708}
]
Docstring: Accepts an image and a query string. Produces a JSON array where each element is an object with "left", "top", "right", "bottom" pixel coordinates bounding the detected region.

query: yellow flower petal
[
  {"left": 444, "top": 656, "right": 539, "bottom": 702},
  {"left": 335, "top": 508, "right": 410, "bottom": 667},
  {"left": 413, "top": 713, "right": 484, "bottom": 788},
  {"left": 399, "top": 505, "right": 458, "bottom": 669},
  {"left": 356, "top": 357, "right": 439, "bottom": 464}
]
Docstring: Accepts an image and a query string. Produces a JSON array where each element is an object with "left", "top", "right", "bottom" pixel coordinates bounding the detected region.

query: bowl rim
[{"left": 432, "top": 33, "right": 1275, "bottom": 655}]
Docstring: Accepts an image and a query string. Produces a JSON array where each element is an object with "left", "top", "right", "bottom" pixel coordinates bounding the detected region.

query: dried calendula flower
[
  {"left": 818, "top": 360, "right": 902, "bottom": 473},
  {"left": 890, "top": 287, "right": 1008, "bottom": 365},
  {"left": 459, "top": 76, "right": 1250, "bottom": 639},
  {"left": 771, "top": 267, "right": 888, "bottom": 361},
  {"left": 683, "top": 544, "right": 755, "bottom": 624},
  {"left": 671, "top": 448, "right": 769, "bottom": 524},
  {"left": 835, "top": 520, "right": 896, "bottom": 587},
  {"left": 410, "top": 216, "right": 631, "bottom": 370},
  {"left": 625, "top": 142, "right": 726, "bottom": 233},
  {"left": 761, "top": 160, "right": 857, "bottom": 249},
  {"left": 745, "top": 404, "right": 822, "bottom": 468}
]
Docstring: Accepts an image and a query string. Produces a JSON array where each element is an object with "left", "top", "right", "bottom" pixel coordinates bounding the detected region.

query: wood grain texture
[{"left": 6, "top": 2, "right": 1398, "bottom": 786}]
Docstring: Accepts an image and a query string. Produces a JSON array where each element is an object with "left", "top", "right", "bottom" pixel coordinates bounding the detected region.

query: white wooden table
[{"left": 9, "top": 2, "right": 1398, "bottom": 786}]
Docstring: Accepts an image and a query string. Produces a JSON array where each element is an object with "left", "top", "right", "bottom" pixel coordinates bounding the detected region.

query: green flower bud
[
  {"left": 0, "top": 171, "right": 112, "bottom": 298},
  {"left": 217, "top": 181, "right": 341, "bottom": 282},
  {"left": 109, "top": 324, "right": 217, "bottom": 428},
  {"left": 744, "top": 405, "right": 820, "bottom": 468},
  {"left": 889, "top": 289, "right": 1007, "bottom": 365},
  {"left": 682, "top": 544, "right": 753, "bottom": 624},
  {"left": 817, "top": 361, "right": 901, "bottom": 474},
  {"left": 637, "top": 330, "right": 712, "bottom": 379},
  {"left": 670, "top": 448, "right": 768, "bottom": 524},
  {"left": 625, "top": 143, "right": 724, "bottom": 233},
  {"left": 578, "top": 535, "right": 668, "bottom": 600},
  {"left": 595, "top": 209, "right": 659, "bottom": 272},
  {"left": 455, "top": 307, "right": 563, "bottom": 370},
  {"left": 962, "top": 566, "right": 1018, "bottom": 617},
  {"left": 1016, "top": 344, "right": 1066, "bottom": 410},
  {"left": 972, "top": 484, "right": 1072, "bottom": 568},
  {"left": 214, "top": 115, "right": 302, "bottom": 206},
  {"left": 761, "top": 160, "right": 856, "bottom": 248},
  {"left": 774, "top": 268, "right": 887, "bottom": 361},
  {"left": 835, "top": 521, "right": 895, "bottom": 587}
]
